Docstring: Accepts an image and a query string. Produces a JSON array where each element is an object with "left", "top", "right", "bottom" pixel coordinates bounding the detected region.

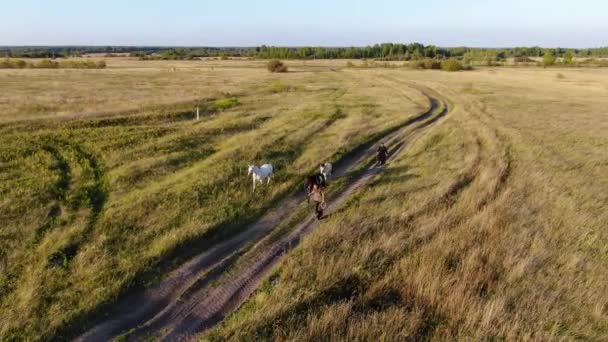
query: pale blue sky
[{"left": 1, "top": 0, "right": 606, "bottom": 47}]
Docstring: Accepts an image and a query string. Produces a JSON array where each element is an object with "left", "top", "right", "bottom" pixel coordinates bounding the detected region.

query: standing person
[
  {"left": 309, "top": 183, "right": 325, "bottom": 219},
  {"left": 377, "top": 142, "right": 388, "bottom": 166}
]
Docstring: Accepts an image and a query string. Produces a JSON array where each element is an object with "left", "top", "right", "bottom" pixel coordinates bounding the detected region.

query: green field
[{"left": 1, "top": 59, "right": 607, "bottom": 340}]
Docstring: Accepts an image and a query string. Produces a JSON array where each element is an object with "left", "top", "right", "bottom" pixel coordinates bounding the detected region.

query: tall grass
[
  {"left": 0, "top": 63, "right": 426, "bottom": 340},
  {"left": 206, "top": 67, "right": 608, "bottom": 341}
]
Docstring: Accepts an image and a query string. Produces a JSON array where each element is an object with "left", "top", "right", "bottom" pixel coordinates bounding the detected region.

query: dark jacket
[{"left": 377, "top": 145, "right": 388, "bottom": 157}]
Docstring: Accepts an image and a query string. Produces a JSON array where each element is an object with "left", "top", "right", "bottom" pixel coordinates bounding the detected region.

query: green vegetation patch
[{"left": 210, "top": 97, "right": 239, "bottom": 111}]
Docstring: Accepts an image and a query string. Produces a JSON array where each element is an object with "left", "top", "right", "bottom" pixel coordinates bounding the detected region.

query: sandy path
[{"left": 77, "top": 87, "right": 448, "bottom": 342}]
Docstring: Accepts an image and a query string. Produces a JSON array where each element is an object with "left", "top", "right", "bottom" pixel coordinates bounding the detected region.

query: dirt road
[{"left": 77, "top": 85, "right": 449, "bottom": 342}]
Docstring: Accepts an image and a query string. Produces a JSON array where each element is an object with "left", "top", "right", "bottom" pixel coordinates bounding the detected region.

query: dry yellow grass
[
  {"left": 1, "top": 59, "right": 607, "bottom": 340},
  {"left": 206, "top": 66, "right": 608, "bottom": 341},
  {"left": 0, "top": 59, "right": 428, "bottom": 340}
]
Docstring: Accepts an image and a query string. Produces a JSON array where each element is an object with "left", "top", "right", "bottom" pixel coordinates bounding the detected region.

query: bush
[
  {"left": 410, "top": 58, "right": 441, "bottom": 70},
  {"left": 514, "top": 56, "right": 534, "bottom": 63},
  {"left": 563, "top": 51, "right": 574, "bottom": 65},
  {"left": 410, "top": 60, "right": 426, "bottom": 69},
  {"left": 543, "top": 50, "right": 555, "bottom": 67},
  {"left": 0, "top": 59, "right": 28, "bottom": 68},
  {"left": 441, "top": 59, "right": 464, "bottom": 72},
  {"left": 211, "top": 97, "right": 239, "bottom": 111},
  {"left": 53, "top": 60, "right": 106, "bottom": 69},
  {"left": 0, "top": 59, "right": 104, "bottom": 69},
  {"left": 267, "top": 60, "right": 288, "bottom": 73},
  {"left": 14, "top": 60, "right": 27, "bottom": 68},
  {"left": 346, "top": 61, "right": 355, "bottom": 68},
  {"left": 579, "top": 58, "right": 608, "bottom": 67},
  {"left": 424, "top": 58, "right": 441, "bottom": 69},
  {"left": 269, "top": 81, "right": 290, "bottom": 93},
  {"left": 411, "top": 58, "right": 471, "bottom": 72},
  {"left": 36, "top": 59, "right": 59, "bottom": 68}
]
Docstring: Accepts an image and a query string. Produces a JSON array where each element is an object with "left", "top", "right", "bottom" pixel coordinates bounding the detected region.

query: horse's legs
[{"left": 267, "top": 176, "right": 271, "bottom": 185}]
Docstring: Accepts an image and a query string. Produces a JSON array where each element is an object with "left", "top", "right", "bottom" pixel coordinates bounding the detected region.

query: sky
[{"left": 1, "top": 0, "right": 606, "bottom": 48}]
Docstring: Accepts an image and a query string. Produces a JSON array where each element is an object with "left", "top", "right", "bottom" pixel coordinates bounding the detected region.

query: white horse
[
  {"left": 320, "top": 162, "right": 332, "bottom": 180},
  {"left": 248, "top": 164, "right": 274, "bottom": 192}
]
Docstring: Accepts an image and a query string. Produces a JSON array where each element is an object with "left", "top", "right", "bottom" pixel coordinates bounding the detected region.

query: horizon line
[{"left": 2, "top": 44, "right": 607, "bottom": 49}]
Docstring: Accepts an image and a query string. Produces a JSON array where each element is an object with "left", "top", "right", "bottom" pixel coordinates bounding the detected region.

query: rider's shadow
[{"left": 369, "top": 165, "right": 418, "bottom": 187}]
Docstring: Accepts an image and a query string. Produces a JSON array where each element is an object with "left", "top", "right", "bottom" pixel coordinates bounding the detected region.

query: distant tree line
[
  {"left": 0, "top": 59, "right": 106, "bottom": 69},
  {"left": 2, "top": 44, "right": 608, "bottom": 61},
  {"left": 0, "top": 46, "right": 161, "bottom": 58}
]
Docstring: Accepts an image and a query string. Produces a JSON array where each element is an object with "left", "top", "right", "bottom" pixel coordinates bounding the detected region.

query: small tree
[
  {"left": 267, "top": 60, "right": 288, "bottom": 73},
  {"left": 543, "top": 50, "right": 555, "bottom": 67},
  {"left": 563, "top": 50, "right": 574, "bottom": 65}
]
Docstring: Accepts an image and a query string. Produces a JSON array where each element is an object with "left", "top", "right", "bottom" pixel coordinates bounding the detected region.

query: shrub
[
  {"left": 514, "top": 56, "right": 534, "bottom": 63},
  {"left": 423, "top": 58, "right": 441, "bottom": 69},
  {"left": 36, "top": 59, "right": 59, "bottom": 68},
  {"left": 0, "top": 59, "right": 28, "bottom": 68},
  {"left": 14, "top": 60, "right": 27, "bottom": 68},
  {"left": 56, "top": 60, "right": 105, "bottom": 69},
  {"left": 580, "top": 58, "right": 608, "bottom": 67},
  {"left": 484, "top": 56, "right": 499, "bottom": 66},
  {"left": 267, "top": 60, "right": 288, "bottom": 73},
  {"left": 410, "top": 58, "right": 441, "bottom": 70},
  {"left": 563, "top": 51, "right": 574, "bottom": 65},
  {"left": 211, "top": 97, "right": 239, "bottom": 111},
  {"left": 269, "top": 81, "right": 290, "bottom": 93},
  {"left": 346, "top": 61, "right": 355, "bottom": 68},
  {"left": 410, "top": 60, "right": 426, "bottom": 69},
  {"left": 0, "top": 59, "right": 104, "bottom": 69},
  {"left": 441, "top": 59, "right": 464, "bottom": 72},
  {"left": 543, "top": 50, "right": 555, "bottom": 67}
]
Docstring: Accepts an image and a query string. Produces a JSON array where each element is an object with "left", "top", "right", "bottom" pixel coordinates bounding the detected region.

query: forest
[{"left": 2, "top": 44, "right": 608, "bottom": 61}]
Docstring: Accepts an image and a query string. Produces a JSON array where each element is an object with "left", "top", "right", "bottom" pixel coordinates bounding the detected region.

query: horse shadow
[{"left": 370, "top": 165, "right": 418, "bottom": 187}]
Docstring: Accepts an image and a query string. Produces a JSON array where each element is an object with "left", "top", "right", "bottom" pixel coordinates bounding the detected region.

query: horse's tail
[{"left": 304, "top": 176, "right": 315, "bottom": 193}]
